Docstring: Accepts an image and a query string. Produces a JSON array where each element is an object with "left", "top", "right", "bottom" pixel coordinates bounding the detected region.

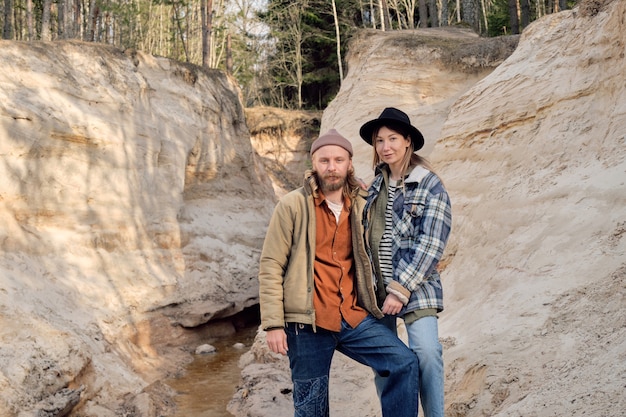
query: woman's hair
[{"left": 370, "top": 123, "right": 433, "bottom": 178}]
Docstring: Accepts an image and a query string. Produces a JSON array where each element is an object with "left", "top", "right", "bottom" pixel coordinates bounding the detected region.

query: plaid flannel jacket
[{"left": 363, "top": 164, "right": 452, "bottom": 314}]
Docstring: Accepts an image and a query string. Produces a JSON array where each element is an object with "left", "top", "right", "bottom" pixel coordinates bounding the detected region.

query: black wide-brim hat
[{"left": 359, "top": 107, "right": 425, "bottom": 151}]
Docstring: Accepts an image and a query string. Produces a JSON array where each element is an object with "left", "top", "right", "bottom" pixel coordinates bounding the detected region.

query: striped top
[{"left": 378, "top": 180, "right": 397, "bottom": 286}]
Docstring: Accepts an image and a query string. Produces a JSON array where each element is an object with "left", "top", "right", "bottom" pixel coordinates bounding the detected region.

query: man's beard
[{"left": 320, "top": 173, "right": 347, "bottom": 193}]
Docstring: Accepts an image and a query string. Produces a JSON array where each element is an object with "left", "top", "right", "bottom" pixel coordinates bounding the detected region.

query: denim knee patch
[{"left": 293, "top": 375, "right": 329, "bottom": 417}]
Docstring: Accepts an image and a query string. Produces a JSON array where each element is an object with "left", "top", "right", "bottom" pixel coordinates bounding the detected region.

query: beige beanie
[{"left": 310, "top": 129, "right": 353, "bottom": 157}]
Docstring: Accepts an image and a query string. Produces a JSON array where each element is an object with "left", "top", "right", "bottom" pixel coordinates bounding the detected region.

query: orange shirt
[{"left": 313, "top": 193, "right": 368, "bottom": 332}]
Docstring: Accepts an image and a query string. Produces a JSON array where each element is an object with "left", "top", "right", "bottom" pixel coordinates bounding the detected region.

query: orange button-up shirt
[{"left": 313, "top": 192, "right": 368, "bottom": 332}]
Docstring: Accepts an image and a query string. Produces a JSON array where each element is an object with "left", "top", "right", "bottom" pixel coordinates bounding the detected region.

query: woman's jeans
[
  {"left": 375, "top": 315, "right": 444, "bottom": 417},
  {"left": 285, "top": 315, "right": 419, "bottom": 417}
]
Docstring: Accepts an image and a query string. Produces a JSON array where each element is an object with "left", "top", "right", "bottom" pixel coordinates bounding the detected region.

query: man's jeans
[
  {"left": 285, "top": 315, "right": 419, "bottom": 417},
  {"left": 375, "top": 315, "right": 444, "bottom": 417}
]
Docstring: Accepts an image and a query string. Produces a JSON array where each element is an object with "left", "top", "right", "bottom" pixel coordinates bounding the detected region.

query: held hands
[
  {"left": 266, "top": 328, "right": 288, "bottom": 355},
  {"left": 381, "top": 293, "right": 404, "bottom": 316}
]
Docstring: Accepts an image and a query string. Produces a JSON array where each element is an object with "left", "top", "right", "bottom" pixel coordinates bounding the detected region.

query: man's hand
[
  {"left": 381, "top": 293, "right": 404, "bottom": 316},
  {"left": 266, "top": 328, "right": 288, "bottom": 355}
]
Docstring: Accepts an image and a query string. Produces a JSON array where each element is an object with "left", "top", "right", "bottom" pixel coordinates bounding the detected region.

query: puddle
[{"left": 166, "top": 324, "right": 258, "bottom": 416}]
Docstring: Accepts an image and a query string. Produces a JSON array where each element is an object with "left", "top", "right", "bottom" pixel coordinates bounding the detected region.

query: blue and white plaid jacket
[{"left": 363, "top": 164, "right": 452, "bottom": 314}]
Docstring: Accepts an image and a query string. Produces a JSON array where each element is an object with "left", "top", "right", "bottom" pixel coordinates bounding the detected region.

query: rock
[
  {"left": 0, "top": 40, "right": 274, "bottom": 415},
  {"left": 195, "top": 344, "right": 217, "bottom": 355}
]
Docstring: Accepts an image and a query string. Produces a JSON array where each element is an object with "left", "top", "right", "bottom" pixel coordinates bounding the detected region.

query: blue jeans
[
  {"left": 285, "top": 315, "right": 419, "bottom": 417},
  {"left": 375, "top": 315, "right": 444, "bottom": 417}
]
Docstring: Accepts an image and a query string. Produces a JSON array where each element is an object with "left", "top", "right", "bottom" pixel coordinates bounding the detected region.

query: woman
[{"left": 360, "top": 107, "right": 452, "bottom": 417}]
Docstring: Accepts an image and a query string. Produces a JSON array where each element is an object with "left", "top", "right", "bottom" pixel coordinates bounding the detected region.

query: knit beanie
[{"left": 310, "top": 129, "right": 353, "bottom": 157}]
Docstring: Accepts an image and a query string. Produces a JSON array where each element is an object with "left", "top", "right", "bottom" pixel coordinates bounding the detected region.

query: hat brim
[{"left": 359, "top": 118, "right": 424, "bottom": 151}]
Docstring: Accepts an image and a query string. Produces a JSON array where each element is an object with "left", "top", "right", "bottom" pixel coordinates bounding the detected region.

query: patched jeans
[{"left": 285, "top": 315, "right": 419, "bottom": 417}]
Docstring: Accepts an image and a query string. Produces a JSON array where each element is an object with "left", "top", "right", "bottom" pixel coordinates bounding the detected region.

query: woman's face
[{"left": 374, "top": 126, "right": 410, "bottom": 168}]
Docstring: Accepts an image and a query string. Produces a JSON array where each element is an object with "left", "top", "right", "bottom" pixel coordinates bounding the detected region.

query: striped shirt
[{"left": 379, "top": 181, "right": 397, "bottom": 286}]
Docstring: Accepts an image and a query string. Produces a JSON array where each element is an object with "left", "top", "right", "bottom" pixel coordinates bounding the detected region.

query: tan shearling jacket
[{"left": 258, "top": 175, "right": 383, "bottom": 331}]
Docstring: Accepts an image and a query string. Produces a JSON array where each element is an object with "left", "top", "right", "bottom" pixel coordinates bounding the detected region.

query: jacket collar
[{"left": 374, "top": 163, "right": 430, "bottom": 184}]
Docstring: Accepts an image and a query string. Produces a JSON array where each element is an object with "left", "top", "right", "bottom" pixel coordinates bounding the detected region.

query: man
[{"left": 258, "top": 129, "right": 419, "bottom": 417}]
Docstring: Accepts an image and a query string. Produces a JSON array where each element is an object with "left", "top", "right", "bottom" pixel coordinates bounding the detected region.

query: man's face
[{"left": 311, "top": 145, "right": 353, "bottom": 193}]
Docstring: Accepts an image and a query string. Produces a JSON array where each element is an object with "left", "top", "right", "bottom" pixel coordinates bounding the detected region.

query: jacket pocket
[{"left": 396, "top": 202, "right": 424, "bottom": 238}]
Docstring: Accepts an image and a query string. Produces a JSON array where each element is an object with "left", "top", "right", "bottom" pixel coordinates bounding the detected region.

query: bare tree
[
  {"left": 26, "top": 0, "right": 34, "bottom": 39},
  {"left": 57, "top": 0, "right": 66, "bottom": 39},
  {"left": 41, "top": 0, "right": 52, "bottom": 40},
  {"left": 331, "top": 0, "right": 343, "bottom": 84},
  {"left": 173, "top": 2, "right": 190, "bottom": 62},
  {"left": 201, "top": 0, "right": 213, "bottom": 67},
  {"left": 418, "top": 0, "right": 427, "bottom": 27},
  {"left": 266, "top": 0, "right": 311, "bottom": 108},
  {"left": 86, "top": 0, "right": 97, "bottom": 41},
  {"left": 225, "top": 32, "right": 232, "bottom": 74},
  {"left": 428, "top": 0, "right": 438, "bottom": 26},
  {"left": 369, "top": 0, "right": 377, "bottom": 28},
  {"left": 381, "top": 0, "right": 392, "bottom": 29},
  {"left": 441, "top": 0, "right": 448, "bottom": 26},
  {"left": 508, "top": 0, "right": 519, "bottom": 34},
  {"left": 520, "top": 0, "right": 530, "bottom": 28},
  {"left": 401, "top": 0, "right": 418, "bottom": 29},
  {"left": 461, "top": 0, "right": 479, "bottom": 31},
  {"left": 481, "top": 0, "right": 488, "bottom": 32},
  {"left": 288, "top": 1, "right": 307, "bottom": 108},
  {"left": 3, "top": 0, "right": 13, "bottom": 39}
]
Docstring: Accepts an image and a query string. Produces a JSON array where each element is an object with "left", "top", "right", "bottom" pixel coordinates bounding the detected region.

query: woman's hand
[{"left": 381, "top": 293, "right": 404, "bottom": 316}]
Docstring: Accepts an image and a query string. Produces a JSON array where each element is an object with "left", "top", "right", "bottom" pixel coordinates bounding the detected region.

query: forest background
[{"left": 2, "top": 0, "right": 578, "bottom": 112}]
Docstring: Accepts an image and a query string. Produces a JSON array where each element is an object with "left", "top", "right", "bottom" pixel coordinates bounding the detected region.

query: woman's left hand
[{"left": 381, "top": 293, "right": 404, "bottom": 315}]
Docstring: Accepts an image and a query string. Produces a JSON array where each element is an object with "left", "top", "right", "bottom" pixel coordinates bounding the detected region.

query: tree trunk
[
  {"left": 200, "top": 0, "right": 211, "bottom": 68},
  {"left": 41, "top": 0, "right": 52, "bottom": 40},
  {"left": 226, "top": 32, "right": 233, "bottom": 75},
  {"left": 481, "top": 0, "right": 488, "bottom": 33},
  {"left": 86, "top": 0, "right": 97, "bottom": 41},
  {"left": 402, "top": 0, "right": 416, "bottom": 29},
  {"left": 508, "top": 0, "right": 519, "bottom": 34},
  {"left": 461, "top": 0, "right": 479, "bottom": 31},
  {"left": 441, "top": 0, "right": 448, "bottom": 26},
  {"left": 520, "top": 0, "right": 530, "bottom": 28},
  {"left": 369, "top": 0, "right": 376, "bottom": 28},
  {"left": 3, "top": 0, "right": 13, "bottom": 39},
  {"left": 57, "top": 0, "right": 65, "bottom": 39},
  {"left": 331, "top": 0, "right": 343, "bottom": 84},
  {"left": 26, "top": 0, "right": 33, "bottom": 40},
  {"left": 428, "top": 0, "right": 438, "bottom": 26},
  {"left": 201, "top": 0, "right": 212, "bottom": 68},
  {"left": 418, "top": 0, "right": 427, "bottom": 27},
  {"left": 74, "top": 0, "right": 82, "bottom": 40},
  {"left": 381, "top": 0, "right": 392, "bottom": 29},
  {"left": 173, "top": 3, "right": 190, "bottom": 62}
]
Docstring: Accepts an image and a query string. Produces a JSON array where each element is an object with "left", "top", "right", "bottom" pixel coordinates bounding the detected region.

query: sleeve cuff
[{"left": 386, "top": 281, "right": 411, "bottom": 305}]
